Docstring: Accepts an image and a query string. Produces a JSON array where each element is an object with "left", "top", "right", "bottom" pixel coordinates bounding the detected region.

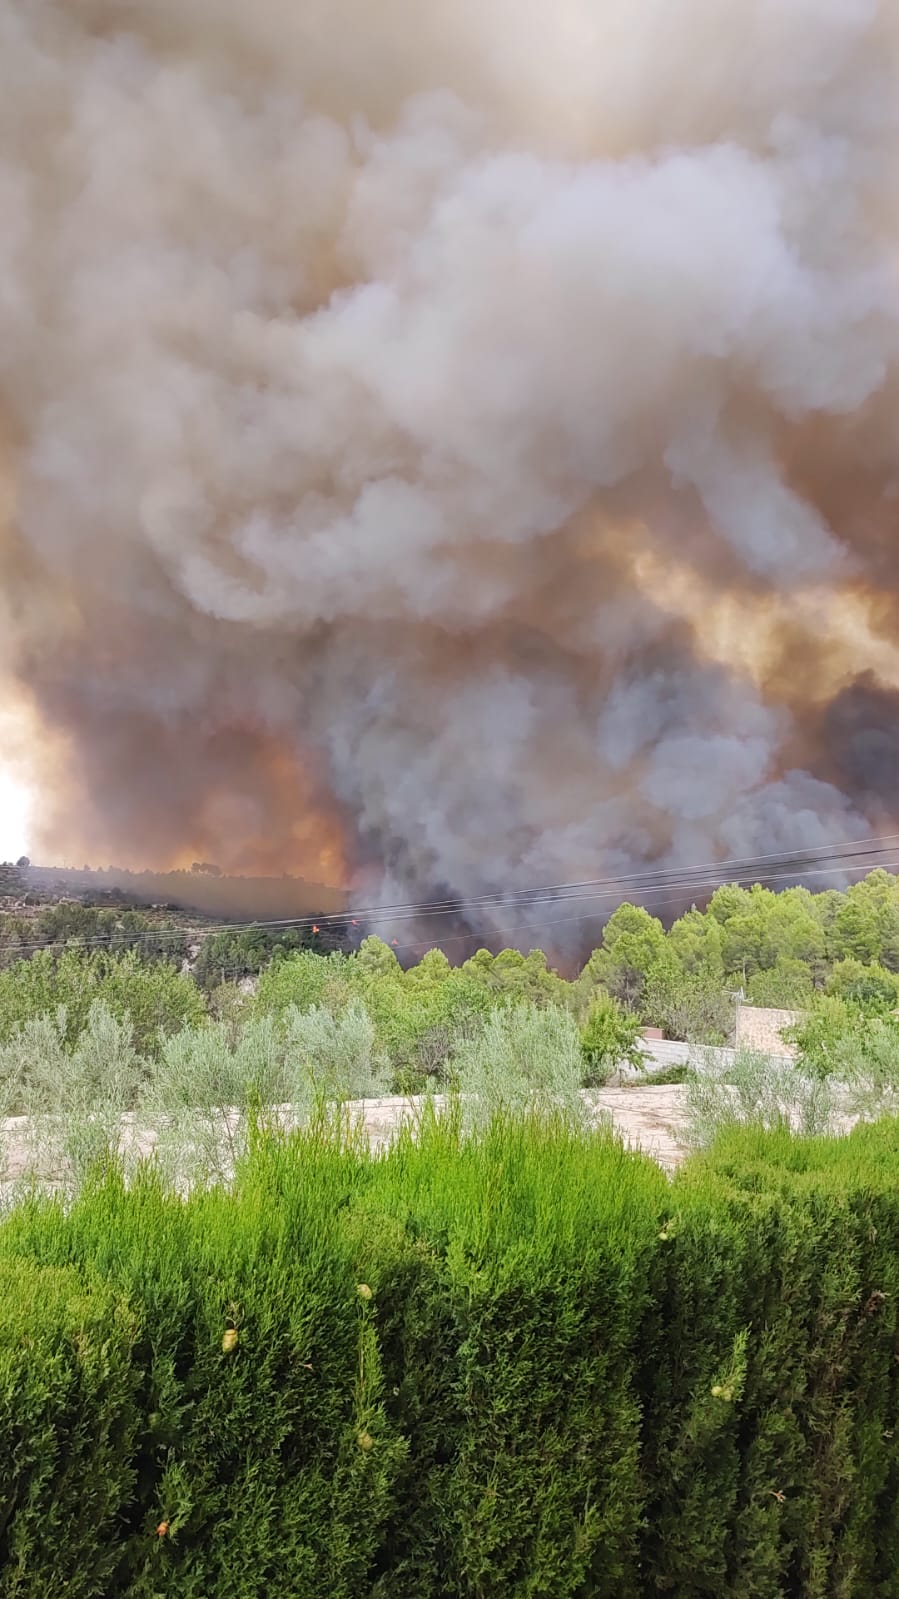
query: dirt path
[
  {"left": 0, "top": 1085, "right": 693, "bottom": 1190},
  {"left": 334, "top": 1087, "right": 691, "bottom": 1171},
  {"left": 593, "top": 1085, "right": 688, "bottom": 1172}
]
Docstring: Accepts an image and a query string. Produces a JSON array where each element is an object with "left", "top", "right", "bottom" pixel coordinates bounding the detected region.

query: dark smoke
[{"left": 2, "top": 0, "right": 899, "bottom": 928}]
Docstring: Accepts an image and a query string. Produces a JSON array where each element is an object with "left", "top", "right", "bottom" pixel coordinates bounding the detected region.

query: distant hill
[{"left": 20, "top": 864, "right": 347, "bottom": 923}]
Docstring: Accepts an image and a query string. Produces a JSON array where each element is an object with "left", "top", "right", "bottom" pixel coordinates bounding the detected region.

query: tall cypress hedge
[{"left": 0, "top": 1113, "right": 897, "bottom": 1595}]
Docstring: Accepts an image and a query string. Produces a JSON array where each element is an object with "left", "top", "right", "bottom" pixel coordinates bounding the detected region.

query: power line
[
  {"left": 3, "top": 833, "right": 899, "bottom": 958},
  {"left": 201, "top": 854, "right": 899, "bottom": 967}
]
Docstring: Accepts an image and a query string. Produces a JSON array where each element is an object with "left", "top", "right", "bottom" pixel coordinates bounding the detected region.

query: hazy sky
[{"left": 0, "top": 767, "right": 30, "bottom": 861}]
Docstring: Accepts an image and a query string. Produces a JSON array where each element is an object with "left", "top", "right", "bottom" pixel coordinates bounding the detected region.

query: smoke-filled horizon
[{"left": 2, "top": 0, "right": 899, "bottom": 932}]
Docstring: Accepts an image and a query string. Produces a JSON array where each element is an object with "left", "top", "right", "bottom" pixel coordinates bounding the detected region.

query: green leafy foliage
[
  {"left": 0, "top": 902, "right": 188, "bottom": 969},
  {"left": 192, "top": 923, "right": 331, "bottom": 991},
  {"left": 0, "top": 950, "right": 206, "bottom": 1053},
  {"left": 788, "top": 994, "right": 899, "bottom": 1088},
  {"left": 582, "top": 904, "right": 668, "bottom": 1009},
  {"left": 0, "top": 1117, "right": 896, "bottom": 1593},
  {"left": 825, "top": 958, "right": 899, "bottom": 1013},
  {"left": 580, "top": 993, "right": 644, "bottom": 1084},
  {"left": 2, "top": 869, "right": 899, "bottom": 1085},
  {"left": 0, "top": 1255, "right": 138, "bottom": 1596},
  {"left": 453, "top": 1004, "right": 588, "bottom": 1125},
  {"left": 643, "top": 963, "right": 734, "bottom": 1044}
]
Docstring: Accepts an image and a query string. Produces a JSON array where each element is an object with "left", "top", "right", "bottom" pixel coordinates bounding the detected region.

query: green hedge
[{"left": 0, "top": 1114, "right": 898, "bottom": 1596}]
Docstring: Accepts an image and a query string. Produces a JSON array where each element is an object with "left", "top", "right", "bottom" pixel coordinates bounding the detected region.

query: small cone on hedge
[{"left": 222, "top": 1328, "right": 239, "bottom": 1354}]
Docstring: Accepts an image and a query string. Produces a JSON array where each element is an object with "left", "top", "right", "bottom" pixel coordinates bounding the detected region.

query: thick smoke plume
[{"left": 2, "top": 0, "right": 899, "bottom": 923}]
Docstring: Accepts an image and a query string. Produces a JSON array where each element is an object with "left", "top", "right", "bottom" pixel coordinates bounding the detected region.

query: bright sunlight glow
[{"left": 0, "top": 766, "right": 32, "bottom": 862}]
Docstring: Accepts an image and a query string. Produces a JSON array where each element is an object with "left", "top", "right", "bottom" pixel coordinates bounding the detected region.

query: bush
[
  {"left": 0, "top": 1148, "right": 401, "bottom": 1597},
  {"left": 0, "top": 949, "right": 206, "bottom": 1054},
  {"left": 825, "top": 958, "right": 899, "bottom": 1014},
  {"left": 452, "top": 1004, "right": 587, "bottom": 1125},
  {"left": 0, "top": 1255, "right": 138, "bottom": 1596},
  {"left": 140, "top": 1005, "right": 387, "bottom": 1188},
  {"left": 683, "top": 1047, "right": 836, "bottom": 1147},
  {"left": 0, "top": 1002, "right": 143, "bottom": 1190},
  {"left": 787, "top": 995, "right": 899, "bottom": 1093},
  {"left": 282, "top": 1000, "right": 388, "bottom": 1103},
  {"left": 141, "top": 1014, "right": 297, "bottom": 1186},
  {"left": 643, "top": 964, "right": 735, "bottom": 1044},
  {"left": 254, "top": 949, "right": 353, "bottom": 1018},
  {"left": 0, "top": 1116, "right": 897, "bottom": 1593},
  {"left": 580, "top": 993, "right": 643, "bottom": 1084}
]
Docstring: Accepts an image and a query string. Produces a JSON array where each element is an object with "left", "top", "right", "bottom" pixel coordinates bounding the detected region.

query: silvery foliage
[
  {"left": 0, "top": 1002, "right": 141, "bottom": 1191},
  {"left": 453, "top": 1003, "right": 587, "bottom": 1128},
  {"left": 684, "top": 1047, "right": 837, "bottom": 1147}
]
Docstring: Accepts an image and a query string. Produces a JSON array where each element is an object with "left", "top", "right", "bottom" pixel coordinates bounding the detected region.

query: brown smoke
[{"left": 2, "top": 0, "right": 899, "bottom": 917}]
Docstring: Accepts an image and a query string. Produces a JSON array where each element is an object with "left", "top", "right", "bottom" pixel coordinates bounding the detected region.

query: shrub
[
  {"left": 254, "top": 949, "right": 352, "bottom": 1018},
  {"left": 141, "top": 1014, "right": 296, "bottom": 1186},
  {"left": 788, "top": 995, "right": 899, "bottom": 1091},
  {"left": 644, "top": 964, "right": 736, "bottom": 1044},
  {"left": 825, "top": 958, "right": 899, "bottom": 1014},
  {"left": 579, "top": 993, "right": 643, "bottom": 1084},
  {"left": 0, "top": 949, "right": 206, "bottom": 1054},
  {"left": 282, "top": 1000, "right": 388, "bottom": 1102},
  {"left": 0, "top": 1254, "right": 138, "bottom": 1596},
  {"left": 0, "top": 1116, "right": 896, "bottom": 1591},
  {"left": 0, "top": 1002, "right": 143, "bottom": 1191},
  {"left": 452, "top": 1004, "right": 587, "bottom": 1125},
  {"left": 683, "top": 1047, "right": 836, "bottom": 1148},
  {"left": 140, "top": 1005, "right": 387, "bottom": 1187},
  {"left": 362, "top": 1112, "right": 665, "bottom": 1597},
  {"left": 0, "top": 1148, "right": 402, "bottom": 1597}
]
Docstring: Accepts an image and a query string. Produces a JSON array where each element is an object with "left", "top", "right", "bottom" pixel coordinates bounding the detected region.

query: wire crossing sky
[{"left": 2, "top": 1, "right": 899, "bottom": 935}]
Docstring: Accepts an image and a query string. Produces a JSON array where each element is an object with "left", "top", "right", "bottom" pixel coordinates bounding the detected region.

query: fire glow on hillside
[{"left": 1, "top": 1, "right": 899, "bottom": 927}]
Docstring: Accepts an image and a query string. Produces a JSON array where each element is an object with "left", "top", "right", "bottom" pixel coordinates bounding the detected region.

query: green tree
[
  {"left": 192, "top": 925, "right": 311, "bottom": 991},
  {"left": 643, "top": 965, "right": 734, "bottom": 1045},
  {"left": 30, "top": 902, "right": 188, "bottom": 963},
  {"left": 667, "top": 909, "right": 725, "bottom": 977},
  {"left": 720, "top": 886, "right": 825, "bottom": 981},
  {"left": 254, "top": 950, "right": 352, "bottom": 1018},
  {"left": 745, "top": 960, "right": 815, "bottom": 1009},
  {"left": 0, "top": 949, "right": 205, "bottom": 1053},
  {"left": 459, "top": 948, "right": 572, "bottom": 1010},
  {"left": 788, "top": 993, "right": 899, "bottom": 1088},
  {"left": 830, "top": 873, "right": 899, "bottom": 969},
  {"left": 825, "top": 958, "right": 899, "bottom": 1015},
  {"left": 582, "top": 905, "right": 667, "bottom": 1009},
  {"left": 707, "top": 883, "right": 754, "bottom": 925},
  {"left": 355, "top": 936, "right": 403, "bottom": 979}
]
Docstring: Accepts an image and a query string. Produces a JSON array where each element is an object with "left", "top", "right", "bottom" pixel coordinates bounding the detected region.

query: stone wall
[{"left": 734, "top": 1004, "right": 801, "bottom": 1059}]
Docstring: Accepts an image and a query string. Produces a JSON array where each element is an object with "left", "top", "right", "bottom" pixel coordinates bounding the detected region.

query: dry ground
[{"left": 0, "top": 1084, "right": 692, "bottom": 1188}]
